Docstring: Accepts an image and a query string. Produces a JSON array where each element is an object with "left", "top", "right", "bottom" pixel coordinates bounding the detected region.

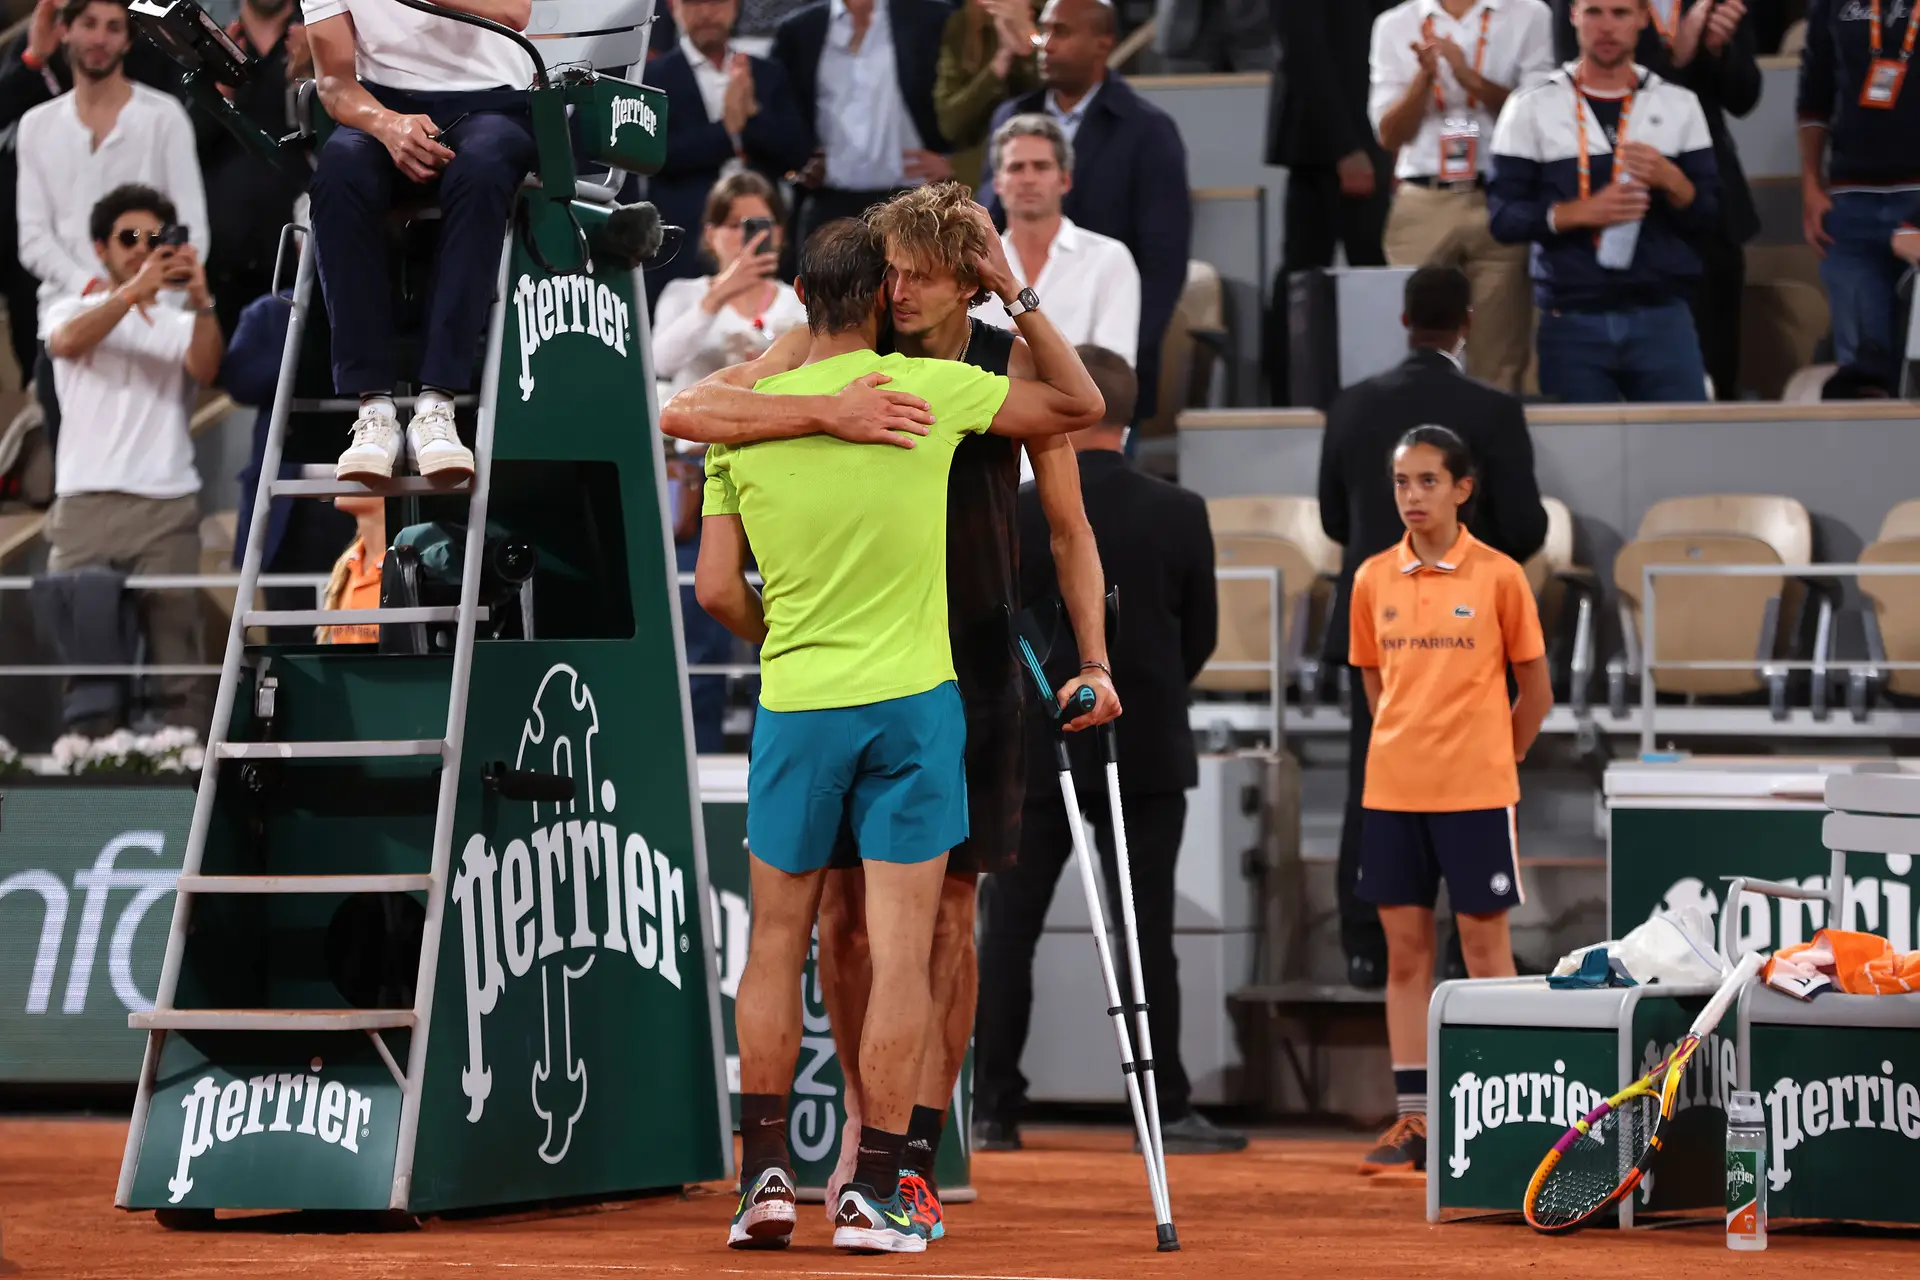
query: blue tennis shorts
[
  {"left": 1356, "top": 807, "right": 1523, "bottom": 915},
  {"left": 747, "top": 681, "right": 969, "bottom": 875}
]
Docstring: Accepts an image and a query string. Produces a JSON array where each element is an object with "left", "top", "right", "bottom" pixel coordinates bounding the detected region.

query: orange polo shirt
[
  {"left": 1349, "top": 528, "right": 1545, "bottom": 813},
  {"left": 321, "top": 540, "right": 383, "bottom": 645}
]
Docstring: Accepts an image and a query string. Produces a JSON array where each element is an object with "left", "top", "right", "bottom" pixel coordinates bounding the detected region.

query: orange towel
[{"left": 1764, "top": 929, "right": 1920, "bottom": 997}]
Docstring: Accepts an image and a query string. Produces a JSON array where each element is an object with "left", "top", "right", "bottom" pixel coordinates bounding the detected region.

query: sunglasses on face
[{"left": 114, "top": 228, "right": 185, "bottom": 248}]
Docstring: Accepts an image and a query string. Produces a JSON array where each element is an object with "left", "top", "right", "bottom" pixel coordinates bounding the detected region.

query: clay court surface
[{"left": 2, "top": 1119, "right": 1913, "bottom": 1278}]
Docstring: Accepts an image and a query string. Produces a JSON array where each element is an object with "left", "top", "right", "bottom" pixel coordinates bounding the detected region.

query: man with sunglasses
[{"left": 40, "top": 182, "right": 225, "bottom": 734}]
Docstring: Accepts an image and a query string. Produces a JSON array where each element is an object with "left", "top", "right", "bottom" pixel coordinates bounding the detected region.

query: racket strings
[{"left": 1528, "top": 1093, "right": 1662, "bottom": 1228}]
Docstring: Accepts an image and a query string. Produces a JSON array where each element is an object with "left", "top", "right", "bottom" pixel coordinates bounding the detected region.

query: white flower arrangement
[
  {"left": 0, "top": 735, "right": 19, "bottom": 775},
  {"left": 51, "top": 726, "right": 205, "bottom": 776}
]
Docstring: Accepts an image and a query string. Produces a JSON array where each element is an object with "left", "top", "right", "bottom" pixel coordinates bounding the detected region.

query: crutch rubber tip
[{"left": 1157, "top": 1224, "right": 1181, "bottom": 1252}]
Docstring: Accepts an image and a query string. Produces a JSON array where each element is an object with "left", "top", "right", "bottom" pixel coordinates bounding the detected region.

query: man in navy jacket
[
  {"left": 1489, "top": 0, "right": 1720, "bottom": 403},
  {"left": 983, "top": 0, "right": 1190, "bottom": 430},
  {"left": 648, "top": 0, "right": 813, "bottom": 300}
]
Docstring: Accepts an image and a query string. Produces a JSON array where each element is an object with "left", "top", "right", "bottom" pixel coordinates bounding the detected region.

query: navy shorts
[
  {"left": 747, "top": 682, "right": 969, "bottom": 875},
  {"left": 1356, "top": 807, "right": 1523, "bottom": 915}
]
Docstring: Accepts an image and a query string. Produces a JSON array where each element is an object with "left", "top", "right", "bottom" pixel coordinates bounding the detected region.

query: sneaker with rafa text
[
  {"left": 727, "top": 1165, "right": 797, "bottom": 1249},
  {"left": 831, "top": 1182, "right": 925, "bottom": 1254},
  {"left": 1358, "top": 1113, "right": 1427, "bottom": 1176},
  {"left": 335, "top": 403, "right": 402, "bottom": 483},
  {"left": 406, "top": 399, "right": 475, "bottom": 483}
]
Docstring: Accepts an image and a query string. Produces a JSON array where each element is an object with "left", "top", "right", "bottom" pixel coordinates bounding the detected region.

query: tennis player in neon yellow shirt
[{"left": 696, "top": 213, "right": 1103, "bottom": 1255}]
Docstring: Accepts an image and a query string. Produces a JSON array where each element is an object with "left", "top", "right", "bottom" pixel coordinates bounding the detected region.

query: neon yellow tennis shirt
[{"left": 702, "top": 349, "right": 1012, "bottom": 712}]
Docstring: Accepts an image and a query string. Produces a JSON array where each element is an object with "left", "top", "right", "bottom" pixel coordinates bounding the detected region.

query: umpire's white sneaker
[
  {"left": 335, "top": 403, "right": 402, "bottom": 483},
  {"left": 407, "top": 400, "right": 474, "bottom": 483}
]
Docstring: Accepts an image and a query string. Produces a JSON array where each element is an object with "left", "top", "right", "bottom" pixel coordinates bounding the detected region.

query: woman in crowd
[
  {"left": 651, "top": 172, "right": 805, "bottom": 396},
  {"left": 935, "top": 0, "right": 1041, "bottom": 192}
]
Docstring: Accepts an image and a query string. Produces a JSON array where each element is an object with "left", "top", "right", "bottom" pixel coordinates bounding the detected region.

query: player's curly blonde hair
[{"left": 864, "top": 181, "right": 988, "bottom": 300}]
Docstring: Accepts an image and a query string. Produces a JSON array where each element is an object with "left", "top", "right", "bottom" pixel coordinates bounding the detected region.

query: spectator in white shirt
[
  {"left": 653, "top": 171, "right": 807, "bottom": 394},
  {"left": 41, "top": 184, "right": 224, "bottom": 732},
  {"left": 16, "top": 0, "right": 207, "bottom": 307},
  {"left": 307, "top": 0, "right": 537, "bottom": 487},
  {"left": 771, "top": 0, "right": 955, "bottom": 245},
  {"left": 973, "top": 113, "right": 1139, "bottom": 364},
  {"left": 1369, "top": 0, "right": 1554, "bottom": 393}
]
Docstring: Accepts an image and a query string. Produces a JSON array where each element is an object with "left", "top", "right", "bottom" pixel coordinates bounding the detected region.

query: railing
[{"left": 0, "top": 573, "right": 329, "bottom": 677}]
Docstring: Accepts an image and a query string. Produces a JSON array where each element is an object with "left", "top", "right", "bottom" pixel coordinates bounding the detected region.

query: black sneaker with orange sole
[{"left": 1358, "top": 1113, "right": 1427, "bottom": 1176}]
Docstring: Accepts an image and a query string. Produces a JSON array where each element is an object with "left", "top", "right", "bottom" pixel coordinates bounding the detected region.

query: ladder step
[
  {"left": 287, "top": 395, "right": 478, "bottom": 414},
  {"left": 215, "top": 739, "right": 446, "bottom": 760},
  {"left": 271, "top": 476, "right": 473, "bottom": 498},
  {"left": 131, "top": 1008, "right": 417, "bottom": 1032},
  {"left": 243, "top": 606, "right": 485, "bottom": 627},
  {"left": 177, "top": 873, "right": 433, "bottom": 895}
]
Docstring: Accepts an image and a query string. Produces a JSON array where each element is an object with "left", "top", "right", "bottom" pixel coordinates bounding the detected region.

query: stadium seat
[
  {"left": 1606, "top": 495, "right": 1826, "bottom": 719},
  {"left": 1201, "top": 496, "right": 1340, "bottom": 704},
  {"left": 1741, "top": 278, "right": 1830, "bottom": 400},
  {"left": 1847, "top": 503, "right": 1920, "bottom": 716},
  {"left": 1526, "top": 497, "right": 1600, "bottom": 711},
  {"left": 1142, "top": 260, "right": 1229, "bottom": 455}
]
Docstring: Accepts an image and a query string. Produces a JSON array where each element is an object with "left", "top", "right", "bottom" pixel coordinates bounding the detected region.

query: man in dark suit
[
  {"left": 771, "top": 0, "right": 953, "bottom": 246},
  {"left": 647, "top": 0, "right": 814, "bottom": 301},
  {"left": 1551, "top": 0, "right": 1760, "bottom": 400},
  {"left": 982, "top": 0, "right": 1191, "bottom": 434},
  {"left": 976, "top": 346, "right": 1245, "bottom": 1156},
  {"left": 1319, "top": 266, "right": 1548, "bottom": 987},
  {"left": 1266, "top": 0, "right": 1393, "bottom": 404}
]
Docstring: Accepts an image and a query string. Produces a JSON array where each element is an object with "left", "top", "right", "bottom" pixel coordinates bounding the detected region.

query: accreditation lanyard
[
  {"left": 1646, "top": 0, "right": 1679, "bottom": 48},
  {"left": 1424, "top": 6, "right": 1496, "bottom": 111},
  {"left": 1573, "top": 74, "right": 1635, "bottom": 242},
  {"left": 1862, "top": 0, "right": 1919, "bottom": 109}
]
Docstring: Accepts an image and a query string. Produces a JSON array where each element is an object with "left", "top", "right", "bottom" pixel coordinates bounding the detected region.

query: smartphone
[
  {"left": 160, "top": 224, "right": 193, "bottom": 284},
  {"left": 740, "top": 217, "right": 775, "bottom": 256}
]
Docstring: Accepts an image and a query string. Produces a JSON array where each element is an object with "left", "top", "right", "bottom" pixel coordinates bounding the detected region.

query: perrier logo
[
  {"left": 449, "top": 664, "right": 689, "bottom": 1166},
  {"left": 512, "top": 273, "right": 632, "bottom": 402},
  {"left": 607, "top": 94, "right": 658, "bottom": 144}
]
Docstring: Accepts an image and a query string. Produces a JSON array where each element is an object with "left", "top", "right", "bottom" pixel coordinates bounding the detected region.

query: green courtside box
[
  {"left": 115, "top": 100, "right": 739, "bottom": 1213},
  {"left": 1428, "top": 978, "right": 1727, "bottom": 1225}
]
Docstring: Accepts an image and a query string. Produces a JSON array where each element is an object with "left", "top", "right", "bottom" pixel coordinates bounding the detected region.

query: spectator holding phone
[
  {"left": 652, "top": 171, "right": 808, "bottom": 395},
  {"left": 40, "top": 183, "right": 224, "bottom": 733}
]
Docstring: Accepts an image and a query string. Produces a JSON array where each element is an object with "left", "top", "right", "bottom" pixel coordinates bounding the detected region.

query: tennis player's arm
[
  {"left": 658, "top": 327, "right": 934, "bottom": 447},
  {"left": 982, "top": 302, "right": 1104, "bottom": 437},
  {"left": 693, "top": 514, "right": 767, "bottom": 645},
  {"left": 1511, "top": 656, "right": 1552, "bottom": 763},
  {"left": 1027, "top": 430, "right": 1119, "bottom": 730}
]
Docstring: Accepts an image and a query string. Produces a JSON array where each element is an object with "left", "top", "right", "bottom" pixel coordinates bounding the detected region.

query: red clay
[{"left": 1, "top": 1119, "right": 1912, "bottom": 1278}]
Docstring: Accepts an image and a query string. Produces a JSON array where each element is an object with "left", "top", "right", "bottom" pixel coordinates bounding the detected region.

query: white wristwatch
[{"left": 1003, "top": 287, "right": 1040, "bottom": 317}]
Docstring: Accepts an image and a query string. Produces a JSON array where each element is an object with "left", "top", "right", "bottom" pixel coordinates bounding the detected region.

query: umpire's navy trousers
[{"left": 309, "top": 84, "right": 537, "bottom": 396}]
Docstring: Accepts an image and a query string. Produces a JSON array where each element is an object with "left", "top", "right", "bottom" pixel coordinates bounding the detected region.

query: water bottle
[
  {"left": 1596, "top": 171, "right": 1642, "bottom": 271},
  {"left": 1726, "top": 1090, "right": 1767, "bottom": 1251}
]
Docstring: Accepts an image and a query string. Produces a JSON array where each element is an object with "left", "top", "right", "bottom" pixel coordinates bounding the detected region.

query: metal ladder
[{"left": 114, "top": 224, "right": 506, "bottom": 1213}]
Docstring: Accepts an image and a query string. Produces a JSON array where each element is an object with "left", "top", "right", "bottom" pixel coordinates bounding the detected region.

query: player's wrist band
[{"left": 1080, "top": 660, "right": 1112, "bottom": 680}]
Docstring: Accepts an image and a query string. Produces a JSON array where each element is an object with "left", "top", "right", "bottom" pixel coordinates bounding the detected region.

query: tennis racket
[{"left": 1522, "top": 950, "right": 1764, "bottom": 1234}]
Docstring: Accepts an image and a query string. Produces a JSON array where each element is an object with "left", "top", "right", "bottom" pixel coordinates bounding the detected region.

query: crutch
[{"left": 1014, "top": 623, "right": 1179, "bottom": 1252}]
